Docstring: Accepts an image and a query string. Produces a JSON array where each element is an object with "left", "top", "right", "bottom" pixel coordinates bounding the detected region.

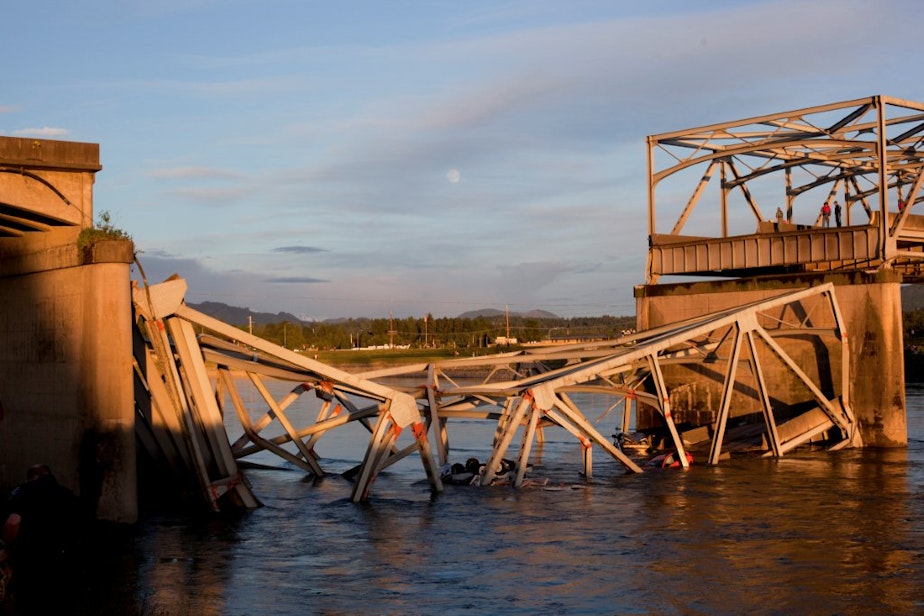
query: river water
[{"left": 82, "top": 383, "right": 924, "bottom": 615}]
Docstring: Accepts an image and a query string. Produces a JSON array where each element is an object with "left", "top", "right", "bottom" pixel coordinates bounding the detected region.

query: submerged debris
[
  {"left": 613, "top": 431, "right": 652, "bottom": 454},
  {"left": 645, "top": 450, "right": 693, "bottom": 469},
  {"left": 439, "top": 458, "right": 534, "bottom": 486}
]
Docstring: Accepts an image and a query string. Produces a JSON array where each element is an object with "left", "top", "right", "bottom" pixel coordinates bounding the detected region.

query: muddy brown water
[{"left": 76, "top": 383, "right": 924, "bottom": 615}]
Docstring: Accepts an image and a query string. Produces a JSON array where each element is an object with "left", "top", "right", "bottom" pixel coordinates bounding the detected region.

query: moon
[{"left": 446, "top": 168, "right": 461, "bottom": 184}]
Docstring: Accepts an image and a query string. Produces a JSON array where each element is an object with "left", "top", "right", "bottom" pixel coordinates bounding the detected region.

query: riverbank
[{"left": 310, "top": 346, "right": 515, "bottom": 373}]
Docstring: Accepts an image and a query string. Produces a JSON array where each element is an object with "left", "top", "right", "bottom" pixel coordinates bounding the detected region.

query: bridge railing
[{"left": 648, "top": 224, "right": 881, "bottom": 278}]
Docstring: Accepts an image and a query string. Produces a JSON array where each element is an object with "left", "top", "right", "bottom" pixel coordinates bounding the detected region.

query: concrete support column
[
  {"left": 635, "top": 271, "right": 907, "bottom": 448},
  {"left": 835, "top": 277, "right": 907, "bottom": 446},
  {"left": 0, "top": 233, "right": 137, "bottom": 523},
  {"left": 79, "top": 256, "right": 137, "bottom": 523}
]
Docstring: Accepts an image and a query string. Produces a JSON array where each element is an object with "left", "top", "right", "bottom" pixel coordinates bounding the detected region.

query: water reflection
[
  {"left": 75, "top": 387, "right": 924, "bottom": 615},
  {"left": 633, "top": 451, "right": 923, "bottom": 614}
]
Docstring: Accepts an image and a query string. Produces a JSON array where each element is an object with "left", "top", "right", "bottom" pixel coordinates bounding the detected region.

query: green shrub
[{"left": 77, "top": 210, "right": 132, "bottom": 249}]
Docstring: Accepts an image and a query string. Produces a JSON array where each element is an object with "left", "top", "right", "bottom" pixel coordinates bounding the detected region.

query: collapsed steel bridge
[{"left": 133, "top": 276, "right": 857, "bottom": 509}]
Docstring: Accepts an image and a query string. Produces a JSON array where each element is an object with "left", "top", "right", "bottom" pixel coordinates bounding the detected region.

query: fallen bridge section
[
  {"left": 361, "top": 281, "right": 858, "bottom": 481},
  {"left": 133, "top": 274, "right": 857, "bottom": 508},
  {"left": 133, "top": 276, "right": 441, "bottom": 508}
]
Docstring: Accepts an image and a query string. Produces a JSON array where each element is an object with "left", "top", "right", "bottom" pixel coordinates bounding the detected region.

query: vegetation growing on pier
[{"left": 77, "top": 210, "right": 133, "bottom": 250}]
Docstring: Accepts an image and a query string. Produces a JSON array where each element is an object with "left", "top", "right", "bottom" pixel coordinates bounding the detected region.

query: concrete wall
[
  {"left": 635, "top": 271, "right": 907, "bottom": 447},
  {"left": 0, "top": 228, "right": 137, "bottom": 522},
  {"left": 0, "top": 137, "right": 100, "bottom": 228}
]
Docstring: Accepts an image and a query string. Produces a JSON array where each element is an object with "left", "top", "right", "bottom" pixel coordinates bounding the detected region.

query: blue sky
[{"left": 4, "top": 0, "right": 922, "bottom": 319}]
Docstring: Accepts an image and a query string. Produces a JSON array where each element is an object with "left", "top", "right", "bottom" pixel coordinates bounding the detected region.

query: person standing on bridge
[
  {"left": 834, "top": 201, "right": 842, "bottom": 227},
  {"left": 775, "top": 207, "right": 784, "bottom": 226},
  {"left": 821, "top": 201, "right": 831, "bottom": 227}
]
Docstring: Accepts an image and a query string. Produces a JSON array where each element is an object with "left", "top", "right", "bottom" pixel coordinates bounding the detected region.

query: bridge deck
[
  {"left": 0, "top": 136, "right": 100, "bottom": 235},
  {"left": 650, "top": 225, "right": 879, "bottom": 278},
  {"left": 649, "top": 214, "right": 924, "bottom": 281}
]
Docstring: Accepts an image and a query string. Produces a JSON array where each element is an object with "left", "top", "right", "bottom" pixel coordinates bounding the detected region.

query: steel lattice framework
[
  {"left": 646, "top": 95, "right": 924, "bottom": 283},
  {"left": 133, "top": 275, "right": 856, "bottom": 506}
]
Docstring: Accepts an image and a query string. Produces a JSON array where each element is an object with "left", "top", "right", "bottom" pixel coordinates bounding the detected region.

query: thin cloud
[
  {"left": 266, "top": 276, "right": 328, "bottom": 284},
  {"left": 149, "top": 166, "right": 241, "bottom": 180},
  {"left": 106, "top": 76, "right": 311, "bottom": 98},
  {"left": 273, "top": 246, "right": 327, "bottom": 254},
  {"left": 13, "top": 127, "right": 70, "bottom": 138},
  {"left": 169, "top": 185, "right": 253, "bottom": 204}
]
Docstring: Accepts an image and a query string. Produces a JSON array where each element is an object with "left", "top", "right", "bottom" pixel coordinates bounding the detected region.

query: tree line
[
  {"left": 904, "top": 309, "right": 924, "bottom": 352},
  {"left": 228, "top": 309, "right": 924, "bottom": 354},
  {"left": 242, "top": 314, "right": 638, "bottom": 351}
]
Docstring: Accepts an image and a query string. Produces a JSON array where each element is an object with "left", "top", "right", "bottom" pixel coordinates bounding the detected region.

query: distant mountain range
[
  {"left": 188, "top": 301, "right": 304, "bottom": 327},
  {"left": 189, "top": 290, "right": 924, "bottom": 327},
  {"left": 187, "top": 301, "right": 562, "bottom": 326},
  {"left": 456, "top": 308, "right": 560, "bottom": 319}
]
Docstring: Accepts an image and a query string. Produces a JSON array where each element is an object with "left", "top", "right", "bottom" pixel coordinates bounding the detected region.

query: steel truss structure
[
  {"left": 133, "top": 276, "right": 856, "bottom": 507},
  {"left": 647, "top": 95, "right": 924, "bottom": 282}
]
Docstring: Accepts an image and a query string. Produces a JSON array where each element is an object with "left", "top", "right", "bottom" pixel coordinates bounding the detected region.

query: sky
[{"left": 3, "top": 0, "right": 923, "bottom": 320}]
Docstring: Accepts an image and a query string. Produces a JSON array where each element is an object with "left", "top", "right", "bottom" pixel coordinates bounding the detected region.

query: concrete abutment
[
  {"left": 0, "top": 228, "right": 137, "bottom": 523},
  {"left": 635, "top": 271, "right": 907, "bottom": 448}
]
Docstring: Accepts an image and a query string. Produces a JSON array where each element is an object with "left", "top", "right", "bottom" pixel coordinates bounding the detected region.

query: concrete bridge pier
[
  {"left": 0, "top": 229, "right": 137, "bottom": 523},
  {"left": 635, "top": 271, "right": 907, "bottom": 449}
]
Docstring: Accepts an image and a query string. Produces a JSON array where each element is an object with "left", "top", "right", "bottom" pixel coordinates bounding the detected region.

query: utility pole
[
  {"left": 248, "top": 315, "right": 253, "bottom": 335},
  {"left": 388, "top": 311, "right": 395, "bottom": 348}
]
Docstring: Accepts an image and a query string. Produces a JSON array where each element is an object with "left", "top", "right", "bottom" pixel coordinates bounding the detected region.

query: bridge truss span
[
  {"left": 647, "top": 95, "right": 924, "bottom": 283},
  {"left": 133, "top": 274, "right": 856, "bottom": 507}
]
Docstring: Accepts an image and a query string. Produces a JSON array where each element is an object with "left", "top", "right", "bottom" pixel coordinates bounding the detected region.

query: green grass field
[{"left": 309, "top": 346, "right": 509, "bottom": 368}]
